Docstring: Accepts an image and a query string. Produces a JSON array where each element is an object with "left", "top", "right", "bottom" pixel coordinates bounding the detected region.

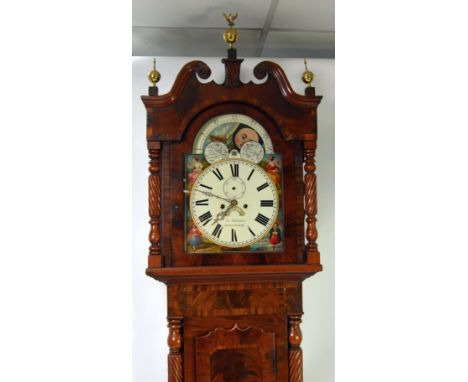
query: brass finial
[
  {"left": 148, "top": 58, "right": 161, "bottom": 86},
  {"left": 302, "top": 58, "right": 314, "bottom": 87},
  {"left": 223, "top": 12, "right": 239, "bottom": 49}
]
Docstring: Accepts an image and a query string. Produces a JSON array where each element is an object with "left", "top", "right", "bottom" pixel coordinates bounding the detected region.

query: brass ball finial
[
  {"left": 302, "top": 58, "right": 314, "bottom": 87},
  {"left": 223, "top": 12, "right": 238, "bottom": 49},
  {"left": 148, "top": 58, "right": 161, "bottom": 86}
]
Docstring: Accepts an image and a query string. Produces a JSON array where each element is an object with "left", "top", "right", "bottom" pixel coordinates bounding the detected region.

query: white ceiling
[{"left": 133, "top": 0, "right": 334, "bottom": 58}]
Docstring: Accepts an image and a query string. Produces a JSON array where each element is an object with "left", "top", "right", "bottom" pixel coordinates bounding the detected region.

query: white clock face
[{"left": 190, "top": 159, "right": 279, "bottom": 248}]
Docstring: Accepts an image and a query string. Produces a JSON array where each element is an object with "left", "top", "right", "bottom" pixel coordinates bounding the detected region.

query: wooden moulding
[
  {"left": 166, "top": 281, "right": 303, "bottom": 318},
  {"left": 141, "top": 60, "right": 322, "bottom": 142},
  {"left": 146, "top": 264, "right": 322, "bottom": 285}
]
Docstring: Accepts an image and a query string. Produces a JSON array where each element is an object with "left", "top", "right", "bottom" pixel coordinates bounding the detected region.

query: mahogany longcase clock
[{"left": 141, "top": 20, "right": 323, "bottom": 382}]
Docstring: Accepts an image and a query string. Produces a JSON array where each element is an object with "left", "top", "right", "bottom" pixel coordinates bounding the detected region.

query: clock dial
[
  {"left": 193, "top": 114, "right": 274, "bottom": 155},
  {"left": 240, "top": 141, "right": 264, "bottom": 164},
  {"left": 204, "top": 141, "right": 229, "bottom": 164},
  {"left": 190, "top": 158, "right": 279, "bottom": 248}
]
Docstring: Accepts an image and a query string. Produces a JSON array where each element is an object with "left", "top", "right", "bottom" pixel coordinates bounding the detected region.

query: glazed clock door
[{"left": 184, "top": 113, "right": 284, "bottom": 254}]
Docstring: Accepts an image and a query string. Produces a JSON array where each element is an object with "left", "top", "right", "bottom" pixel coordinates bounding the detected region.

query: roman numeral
[
  {"left": 260, "top": 200, "right": 274, "bottom": 207},
  {"left": 199, "top": 211, "right": 212, "bottom": 226},
  {"left": 212, "top": 168, "right": 224, "bottom": 180},
  {"left": 230, "top": 163, "right": 239, "bottom": 177},
  {"left": 248, "top": 226, "right": 255, "bottom": 236},
  {"left": 212, "top": 224, "right": 223, "bottom": 238},
  {"left": 256, "top": 183, "right": 268, "bottom": 192},
  {"left": 255, "top": 213, "right": 269, "bottom": 226},
  {"left": 195, "top": 199, "right": 209, "bottom": 206},
  {"left": 247, "top": 169, "right": 255, "bottom": 181},
  {"left": 231, "top": 229, "right": 237, "bottom": 242},
  {"left": 200, "top": 184, "right": 213, "bottom": 190}
]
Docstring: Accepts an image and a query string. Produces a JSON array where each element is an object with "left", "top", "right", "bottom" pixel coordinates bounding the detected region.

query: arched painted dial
[
  {"left": 192, "top": 114, "right": 274, "bottom": 155},
  {"left": 190, "top": 158, "right": 279, "bottom": 248}
]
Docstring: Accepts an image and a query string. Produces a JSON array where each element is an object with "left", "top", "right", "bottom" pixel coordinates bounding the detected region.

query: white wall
[{"left": 132, "top": 56, "right": 335, "bottom": 382}]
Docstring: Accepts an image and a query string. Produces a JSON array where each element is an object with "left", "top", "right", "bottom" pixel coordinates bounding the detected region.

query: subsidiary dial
[
  {"left": 223, "top": 176, "right": 246, "bottom": 200},
  {"left": 240, "top": 141, "right": 264, "bottom": 164},
  {"left": 204, "top": 141, "right": 229, "bottom": 164}
]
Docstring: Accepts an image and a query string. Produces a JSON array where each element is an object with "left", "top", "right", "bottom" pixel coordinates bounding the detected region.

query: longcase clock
[{"left": 141, "top": 18, "right": 323, "bottom": 382}]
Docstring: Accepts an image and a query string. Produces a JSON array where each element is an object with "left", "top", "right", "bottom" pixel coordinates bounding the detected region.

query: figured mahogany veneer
[
  {"left": 142, "top": 49, "right": 323, "bottom": 382},
  {"left": 195, "top": 324, "right": 276, "bottom": 382}
]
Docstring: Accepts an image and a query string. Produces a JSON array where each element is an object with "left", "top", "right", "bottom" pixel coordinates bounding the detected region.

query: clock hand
[
  {"left": 211, "top": 211, "right": 227, "bottom": 225},
  {"left": 211, "top": 199, "right": 236, "bottom": 225},
  {"left": 212, "top": 206, "right": 236, "bottom": 225},
  {"left": 229, "top": 206, "right": 245, "bottom": 216},
  {"left": 211, "top": 201, "right": 245, "bottom": 225},
  {"left": 194, "top": 189, "right": 232, "bottom": 203}
]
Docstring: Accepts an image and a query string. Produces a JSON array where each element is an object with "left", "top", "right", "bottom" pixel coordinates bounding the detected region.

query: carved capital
[
  {"left": 289, "top": 315, "right": 303, "bottom": 347},
  {"left": 167, "top": 317, "right": 183, "bottom": 352},
  {"left": 148, "top": 148, "right": 161, "bottom": 174}
]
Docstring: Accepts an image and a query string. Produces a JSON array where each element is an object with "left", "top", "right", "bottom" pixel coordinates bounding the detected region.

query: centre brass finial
[
  {"left": 302, "top": 58, "right": 314, "bottom": 87},
  {"left": 223, "top": 12, "right": 238, "bottom": 49},
  {"left": 148, "top": 58, "right": 161, "bottom": 86}
]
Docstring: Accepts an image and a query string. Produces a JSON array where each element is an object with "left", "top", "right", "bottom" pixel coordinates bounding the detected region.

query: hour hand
[
  {"left": 211, "top": 203, "right": 245, "bottom": 225},
  {"left": 211, "top": 211, "right": 226, "bottom": 225},
  {"left": 211, "top": 202, "right": 235, "bottom": 225}
]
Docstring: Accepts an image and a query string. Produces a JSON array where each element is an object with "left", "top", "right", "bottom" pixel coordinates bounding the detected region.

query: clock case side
[{"left": 141, "top": 55, "right": 322, "bottom": 280}]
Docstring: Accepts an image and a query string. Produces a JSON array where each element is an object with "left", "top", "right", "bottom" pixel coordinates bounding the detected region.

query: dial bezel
[{"left": 189, "top": 158, "right": 279, "bottom": 248}]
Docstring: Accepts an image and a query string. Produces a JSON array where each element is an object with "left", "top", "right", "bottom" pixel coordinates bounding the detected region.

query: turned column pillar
[
  {"left": 167, "top": 316, "right": 183, "bottom": 382},
  {"left": 289, "top": 314, "right": 303, "bottom": 382}
]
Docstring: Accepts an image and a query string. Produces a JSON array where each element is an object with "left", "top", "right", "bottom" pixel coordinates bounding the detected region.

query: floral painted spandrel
[{"left": 184, "top": 154, "right": 284, "bottom": 254}]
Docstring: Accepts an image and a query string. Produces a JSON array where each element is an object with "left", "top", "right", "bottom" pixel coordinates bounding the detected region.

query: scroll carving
[
  {"left": 304, "top": 141, "right": 320, "bottom": 264},
  {"left": 167, "top": 317, "right": 183, "bottom": 382},
  {"left": 195, "top": 61, "right": 212, "bottom": 80},
  {"left": 289, "top": 315, "right": 303, "bottom": 382},
  {"left": 253, "top": 61, "right": 270, "bottom": 81},
  {"left": 148, "top": 142, "right": 162, "bottom": 267}
]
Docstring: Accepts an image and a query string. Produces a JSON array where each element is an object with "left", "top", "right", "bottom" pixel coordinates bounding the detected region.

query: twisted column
[
  {"left": 289, "top": 315, "right": 303, "bottom": 382},
  {"left": 148, "top": 141, "right": 162, "bottom": 267},
  {"left": 304, "top": 140, "right": 320, "bottom": 264},
  {"left": 167, "top": 317, "right": 183, "bottom": 382}
]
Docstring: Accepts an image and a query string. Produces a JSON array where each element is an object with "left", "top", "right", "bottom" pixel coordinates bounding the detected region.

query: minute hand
[{"left": 195, "top": 189, "right": 231, "bottom": 202}]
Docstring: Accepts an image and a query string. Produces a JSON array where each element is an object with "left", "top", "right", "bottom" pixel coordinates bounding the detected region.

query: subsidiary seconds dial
[{"left": 190, "top": 159, "right": 279, "bottom": 248}]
